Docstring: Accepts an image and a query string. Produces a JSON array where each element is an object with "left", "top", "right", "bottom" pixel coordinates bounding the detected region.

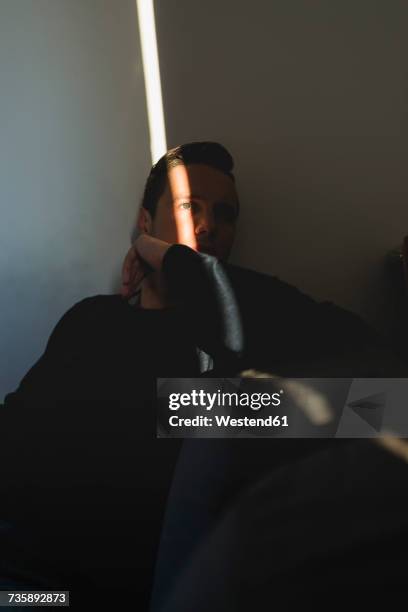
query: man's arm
[
  {"left": 162, "top": 244, "right": 244, "bottom": 361},
  {"left": 122, "top": 235, "right": 244, "bottom": 373},
  {"left": 225, "top": 264, "right": 408, "bottom": 377}
]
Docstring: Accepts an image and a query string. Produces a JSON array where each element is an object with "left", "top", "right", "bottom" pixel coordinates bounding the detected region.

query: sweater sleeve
[
  {"left": 210, "top": 263, "right": 408, "bottom": 377},
  {"left": 162, "top": 244, "right": 244, "bottom": 373}
]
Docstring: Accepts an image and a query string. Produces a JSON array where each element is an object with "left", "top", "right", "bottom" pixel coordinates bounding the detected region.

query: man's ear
[{"left": 137, "top": 206, "right": 153, "bottom": 234}]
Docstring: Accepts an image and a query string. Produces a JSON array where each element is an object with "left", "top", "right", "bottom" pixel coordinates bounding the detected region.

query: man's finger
[{"left": 121, "top": 246, "right": 138, "bottom": 284}]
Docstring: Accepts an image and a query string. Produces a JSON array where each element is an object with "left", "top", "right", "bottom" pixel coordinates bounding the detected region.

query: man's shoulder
[
  {"left": 50, "top": 294, "right": 127, "bottom": 339},
  {"left": 67, "top": 293, "right": 124, "bottom": 315}
]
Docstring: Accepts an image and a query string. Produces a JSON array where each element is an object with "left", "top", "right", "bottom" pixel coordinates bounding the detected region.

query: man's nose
[{"left": 194, "top": 207, "right": 215, "bottom": 235}]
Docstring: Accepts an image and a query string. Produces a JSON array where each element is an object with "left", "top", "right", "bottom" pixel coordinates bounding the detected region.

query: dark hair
[{"left": 141, "top": 141, "right": 236, "bottom": 217}]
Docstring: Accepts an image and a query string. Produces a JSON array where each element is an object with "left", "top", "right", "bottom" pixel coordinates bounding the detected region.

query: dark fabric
[
  {"left": 1, "top": 244, "right": 407, "bottom": 606},
  {"left": 163, "top": 245, "right": 244, "bottom": 367}
]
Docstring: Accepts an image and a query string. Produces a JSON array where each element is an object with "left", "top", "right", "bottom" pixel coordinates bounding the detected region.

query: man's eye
[{"left": 179, "top": 201, "right": 192, "bottom": 210}]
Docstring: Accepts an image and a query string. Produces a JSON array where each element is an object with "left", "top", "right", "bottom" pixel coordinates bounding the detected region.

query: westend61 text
[{"left": 168, "top": 415, "right": 289, "bottom": 427}]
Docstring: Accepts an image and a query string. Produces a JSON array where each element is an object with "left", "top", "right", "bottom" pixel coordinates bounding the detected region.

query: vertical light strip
[{"left": 136, "top": 0, "right": 167, "bottom": 164}]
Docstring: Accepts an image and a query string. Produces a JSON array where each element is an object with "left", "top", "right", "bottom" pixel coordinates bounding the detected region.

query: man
[{"left": 1, "top": 142, "right": 407, "bottom": 606}]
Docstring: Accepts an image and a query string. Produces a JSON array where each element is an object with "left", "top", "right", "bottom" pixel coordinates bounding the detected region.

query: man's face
[{"left": 149, "top": 163, "right": 239, "bottom": 261}]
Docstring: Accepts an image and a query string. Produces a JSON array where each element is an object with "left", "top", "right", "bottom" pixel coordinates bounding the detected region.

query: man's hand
[
  {"left": 120, "top": 234, "right": 173, "bottom": 299},
  {"left": 120, "top": 242, "right": 148, "bottom": 298}
]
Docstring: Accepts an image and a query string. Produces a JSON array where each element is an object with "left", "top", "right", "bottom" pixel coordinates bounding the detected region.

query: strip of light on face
[{"left": 136, "top": 0, "right": 167, "bottom": 164}]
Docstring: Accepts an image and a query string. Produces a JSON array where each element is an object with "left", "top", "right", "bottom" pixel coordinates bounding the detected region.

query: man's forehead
[{"left": 164, "top": 163, "right": 238, "bottom": 204}]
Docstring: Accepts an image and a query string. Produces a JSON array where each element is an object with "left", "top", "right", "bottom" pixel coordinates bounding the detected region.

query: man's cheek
[
  {"left": 152, "top": 219, "right": 178, "bottom": 245},
  {"left": 174, "top": 216, "right": 198, "bottom": 250},
  {"left": 218, "top": 233, "right": 235, "bottom": 260}
]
